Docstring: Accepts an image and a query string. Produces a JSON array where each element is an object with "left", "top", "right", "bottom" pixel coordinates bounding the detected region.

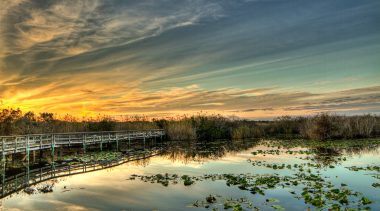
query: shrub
[{"left": 165, "top": 120, "right": 196, "bottom": 141}]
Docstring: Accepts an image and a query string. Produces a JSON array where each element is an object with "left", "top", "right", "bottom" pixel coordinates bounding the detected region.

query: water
[{"left": 0, "top": 140, "right": 379, "bottom": 210}]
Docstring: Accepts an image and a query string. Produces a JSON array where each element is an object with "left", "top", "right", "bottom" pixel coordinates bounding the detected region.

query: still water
[{"left": 1, "top": 140, "right": 380, "bottom": 211}]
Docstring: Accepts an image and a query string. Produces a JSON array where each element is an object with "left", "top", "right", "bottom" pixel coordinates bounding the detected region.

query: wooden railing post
[
  {"left": 26, "top": 136, "right": 30, "bottom": 161},
  {"left": 100, "top": 133, "right": 103, "bottom": 151},
  {"left": 14, "top": 137, "right": 17, "bottom": 153},
  {"left": 128, "top": 134, "right": 131, "bottom": 149},
  {"left": 51, "top": 135, "right": 55, "bottom": 161},
  {"left": 39, "top": 136, "right": 42, "bottom": 150},
  {"left": 143, "top": 133, "right": 146, "bottom": 150},
  {"left": 15, "top": 174, "right": 18, "bottom": 190},
  {"left": 1, "top": 137, "right": 5, "bottom": 197},
  {"left": 83, "top": 134, "right": 86, "bottom": 153},
  {"left": 1, "top": 168, "right": 4, "bottom": 197},
  {"left": 26, "top": 135, "right": 30, "bottom": 185},
  {"left": 2, "top": 138, "right": 5, "bottom": 161}
]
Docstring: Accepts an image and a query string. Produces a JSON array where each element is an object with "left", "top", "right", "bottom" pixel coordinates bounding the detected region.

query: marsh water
[{"left": 1, "top": 139, "right": 380, "bottom": 211}]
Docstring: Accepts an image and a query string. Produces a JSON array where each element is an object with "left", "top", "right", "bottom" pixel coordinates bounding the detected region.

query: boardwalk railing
[
  {"left": 0, "top": 148, "right": 163, "bottom": 198},
  {"left": 0, "top": 129, "right": 165, "bottom": 156}
]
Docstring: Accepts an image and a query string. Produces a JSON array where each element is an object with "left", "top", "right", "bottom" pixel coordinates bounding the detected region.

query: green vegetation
[
  {"left": 346, "top": 165, "right": 380, "bottom": 172},
  {"left": 1, "top": 108, "right": 379, "bottom": 141},
  {"left": 61, "top": 151, "right": 122, "bottom": 163},
  {"left": 128, "top": 174, "right": 197, "bottom": 187},
  {"left": 128, "top": 170, "right": 374, "bottom": 210},
  {"left": 124, "top": 141, "right": 380, "bottom": 210}
]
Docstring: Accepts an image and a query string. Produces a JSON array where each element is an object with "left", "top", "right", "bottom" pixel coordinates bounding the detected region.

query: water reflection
[
  {"left": 0, "top": 138, "right": 164, "bottom": 199},
  {"left": 162, "top": 140, "right": 260, "bottom": 164},
  {"left": 0, "top": 140, "right": 261, "bottom": 198},
  {"left": 163, "top": 139, "right": 380, "bottom": 166},
  {"left": 0, "top": 139, "right": 379, "bottom": 211}
]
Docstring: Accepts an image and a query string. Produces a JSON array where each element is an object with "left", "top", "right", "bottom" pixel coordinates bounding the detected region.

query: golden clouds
[
  {"left": 1, "top": 66, "right": 379, "bottom": 119},
  {"left": 0, "top": 1, "right": 379, "bottom": 119}
]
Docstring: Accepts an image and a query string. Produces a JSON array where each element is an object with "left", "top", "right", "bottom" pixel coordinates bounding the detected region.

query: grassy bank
[{"left": 0, "top": 108, "right": 379, "bottom": 141}]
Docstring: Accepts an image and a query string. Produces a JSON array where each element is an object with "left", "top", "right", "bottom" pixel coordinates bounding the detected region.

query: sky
[{"left": 0, "top": 0, "right": 379, "bottom": 119}]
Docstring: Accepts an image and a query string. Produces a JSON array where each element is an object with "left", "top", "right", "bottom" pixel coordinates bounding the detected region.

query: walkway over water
[
  {"left": 0, "top": 129, "right": 165, "bottom": 156},
  {"left": 0, "top": 148, "right": 163, "bottom": 198}
]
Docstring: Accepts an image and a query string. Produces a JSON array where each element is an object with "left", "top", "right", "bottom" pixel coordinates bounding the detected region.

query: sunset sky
[{"left": 0, "top": 0, "right": 379, "bottom": 119}]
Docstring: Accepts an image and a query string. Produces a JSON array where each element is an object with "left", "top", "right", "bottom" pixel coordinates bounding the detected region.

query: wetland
[{"left": 0, "top": 139, "right": 379, "bottom": 211}]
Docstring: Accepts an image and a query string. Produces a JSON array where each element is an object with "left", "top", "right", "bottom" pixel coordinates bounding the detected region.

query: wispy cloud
[
  {"left": 0, "top": 0, "right": 379, "bottom": 118},
  {"left": 1, "top": 75, "right": 379, "bottom": 118},
  {"left": 0, "top": 0, "right": 225, "bottom": 82}
]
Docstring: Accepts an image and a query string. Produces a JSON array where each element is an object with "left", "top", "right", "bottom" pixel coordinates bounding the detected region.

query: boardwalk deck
[{"left": 0, "top": 129, "right": 165, "bottom": 156}]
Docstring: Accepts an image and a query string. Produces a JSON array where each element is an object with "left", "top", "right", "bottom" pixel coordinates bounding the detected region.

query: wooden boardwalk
[
  {"left": 0, "top": 129, "right": 165, "bottom": 156},
  {"left": 0, "top": 148, "right": 163, "bottom": 198}
]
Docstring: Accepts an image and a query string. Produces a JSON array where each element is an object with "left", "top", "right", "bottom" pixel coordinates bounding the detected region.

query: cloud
[
  {"left": 284, "top": 86, "right": 380, "bottom": 114},
  {"left": 238, "top": 108, "right": 274, "bottom": 112},
  {"left": 0, "top": 0, "right": 379, "bottom": 118},
  {"left": 0, "top": 0, "right": 227, "bottom": 91},
  {"left": 0, "top": 0, "right": 224, "bottom": 63},
  {"left": 1, "top": 72, "right": 379, "bottom": 118}
]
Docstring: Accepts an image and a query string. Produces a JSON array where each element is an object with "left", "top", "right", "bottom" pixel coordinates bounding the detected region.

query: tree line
[{"left": 0, "top": 108, "right": 379, "bottom": 141}]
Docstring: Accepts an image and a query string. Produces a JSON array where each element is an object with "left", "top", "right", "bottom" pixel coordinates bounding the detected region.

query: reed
[{"left": 0, "top": 108, "right": 378, "bottom": 141}]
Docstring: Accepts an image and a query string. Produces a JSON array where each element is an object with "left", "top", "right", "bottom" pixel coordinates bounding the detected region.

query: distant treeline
[
  {"left": 160, "top": 114, "right": 380, "bottom": 141},
  {"left": 0, "top": 108, "right": 379, "bottom": 141}
]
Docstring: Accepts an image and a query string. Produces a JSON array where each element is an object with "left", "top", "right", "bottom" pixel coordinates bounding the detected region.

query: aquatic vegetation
[
  {"left": 190, "top": 196, "right": 257, "bottom": 210},
  {"left": 265, "top": 139, "right": 380, "bottom": 150},
  {"left": 38, "top": 184, "right": 54, "bottom": 193},
  {"left": 129, "top": 169, "right": 374, "bottom": 210},
  {"left": 266, "top": 198, "right": 279, "bottom": 203},
  {"left": 206, "top": 195, "right": 217, "bottom": 203},
  {"left": 128, "top": 150, "right": 380, "bottom": 210},
  {"left": 23, "top": 187, "right": 37, "bottom": 194},
  {"left": 127, "top": 173, "right": 197, "bottom": 187},
  {"left": 33, "top": 141, "right": 380, "bottom": 203},
  {"left": 271, "top": 205, "right": 285, "bottom": 210},
  {"left": 4, "top": 139, "right": 380, "bottom": 210},
  {"left": 254, "top": 175, "right": 281, "bottom": 188},
  {"left": 181, "top": 175, "right": 195, "bottom": 186},
  {"left": 62, "top": 151, "right": 122, "bottom": 163},
  {"left": 24, "top": 183, "right": 55, "bottom": 195},
  {"left": 346, "top": 165, "right": 380, "bottom": 172},
  {"left": 360, "top": 197, "right": 372, "bottom": 205}
]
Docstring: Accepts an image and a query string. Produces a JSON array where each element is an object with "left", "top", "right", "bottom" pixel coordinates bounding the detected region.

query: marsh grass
[{"left": 0, "top": 108, "right": 379, "bottom": 141}]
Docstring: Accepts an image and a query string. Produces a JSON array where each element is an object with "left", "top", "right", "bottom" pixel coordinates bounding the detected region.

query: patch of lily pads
[
  {"left": 127, "top": 170, "right": 373, "bottom": 210},
  {"left": 346, "top": 165, "right": 380, "bottom": 172},
  {"left": 24, "top": 183, "right": 55, "bottom": 195},
  {"left": 260, "top": 139, "right": 380, "bottom": 150},
  {"left": 128, "top": 173, "right": 197, "bottom": 187},
  {"left": 251, "top": 149, "right": 315, "bottom": 156},
  {"left": 123, "top": 140, "right": 380, "bottom": 210},
  {"left": 61, "top": 151, "right": 123, "bottom": 164},
  {"left": 189, "top": 195, "right": 259, "bottom": 211}
]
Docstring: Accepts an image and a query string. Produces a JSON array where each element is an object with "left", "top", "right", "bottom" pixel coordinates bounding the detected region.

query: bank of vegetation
[{"left": 0, "top": 108, "right": 379, "bottom": 141}]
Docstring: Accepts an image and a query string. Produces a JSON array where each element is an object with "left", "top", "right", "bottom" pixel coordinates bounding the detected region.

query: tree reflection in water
[{"left": 162, "top": 140, "right": 260, "bottom": 164}]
